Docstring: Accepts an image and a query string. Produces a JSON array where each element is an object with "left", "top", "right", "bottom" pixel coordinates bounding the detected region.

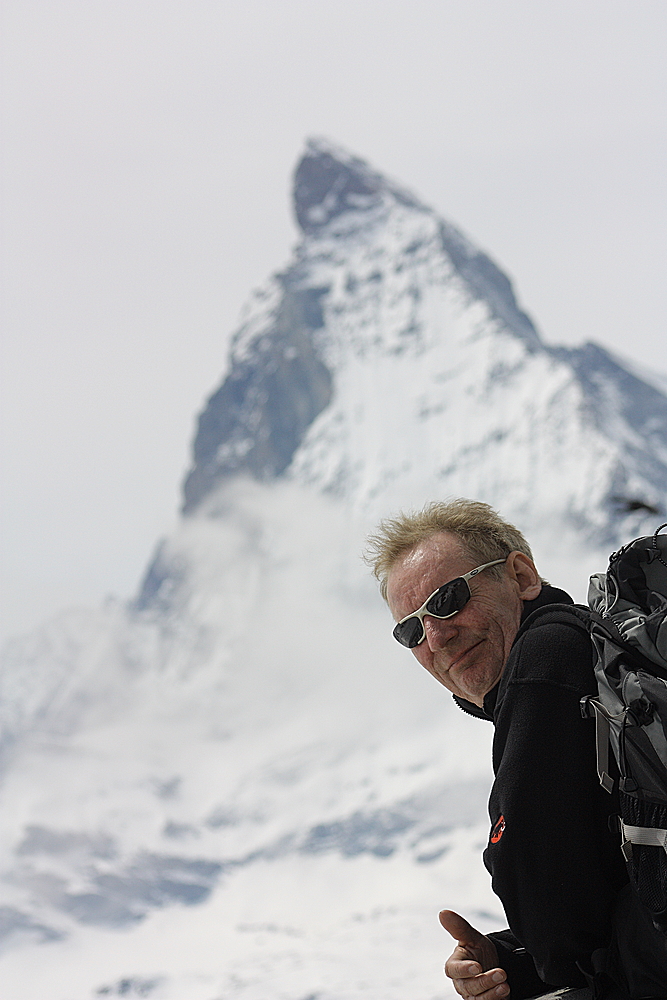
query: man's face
[{"left": 386, "top": 532, "right": 526, "bottom": 707}]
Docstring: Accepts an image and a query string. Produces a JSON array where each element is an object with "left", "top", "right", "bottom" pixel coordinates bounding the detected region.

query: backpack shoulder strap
[
  {"left": 519, "top": 604, "right": 623, "bottom": 792},
  {"left": 522, "top": 602, "right": 631, "bottom": 653},
  {"left": 519, "top": 601, "right": 593, "bottom": 636}
]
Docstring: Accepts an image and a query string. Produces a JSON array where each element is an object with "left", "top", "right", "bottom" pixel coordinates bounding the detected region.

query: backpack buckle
[{"left": 580, "top": 695, "right": 594, "bottom": 719}]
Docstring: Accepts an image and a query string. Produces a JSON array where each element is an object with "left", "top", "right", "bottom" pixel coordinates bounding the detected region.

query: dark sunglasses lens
[
  {"left": 393, "top": 617, "right": 424, "bottom": 648},
  {"left": 426, "top": 577, "right": 470, "bottom": 617}
]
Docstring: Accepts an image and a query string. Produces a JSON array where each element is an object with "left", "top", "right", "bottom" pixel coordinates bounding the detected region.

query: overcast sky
[{"left": 1, "top": 0, "right": 666, "bottom": 647}]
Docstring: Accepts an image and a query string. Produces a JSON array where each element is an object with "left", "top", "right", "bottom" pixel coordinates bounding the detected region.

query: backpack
[{"left": 580, "top": 522, "right": 667, "bottom": 935}]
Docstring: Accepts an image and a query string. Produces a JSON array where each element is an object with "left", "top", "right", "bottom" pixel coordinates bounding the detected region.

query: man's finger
[
  {"left": 454, "top": 970, "right": 508, "bottom": 997},
  {"left": 446, "top": 959, "right": 483, "bottom": 979},
  {"left": 439, "top": 908, "right": 485, "bottom": 947}
]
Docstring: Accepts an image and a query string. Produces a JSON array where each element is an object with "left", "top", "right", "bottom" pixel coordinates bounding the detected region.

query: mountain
[
  {"left": 178, "top": 138, "right": 666, "bottom": 540},
  {"left": 1, "top": 138, "right": 666, "bottom": 1000}
]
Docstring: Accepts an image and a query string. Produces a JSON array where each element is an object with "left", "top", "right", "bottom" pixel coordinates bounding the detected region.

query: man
[{"left": 366, "top": 499, "right": 645, "bottom": 999}]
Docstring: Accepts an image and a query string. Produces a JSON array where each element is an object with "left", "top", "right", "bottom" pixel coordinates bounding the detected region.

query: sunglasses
[{"left": 392, "top": 558, "right": 507, "bottom": 648}]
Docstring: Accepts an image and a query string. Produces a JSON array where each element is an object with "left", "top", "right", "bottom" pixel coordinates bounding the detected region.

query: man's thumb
[{"left": 439, "top": 909, "right": 481, "bottom": 947}]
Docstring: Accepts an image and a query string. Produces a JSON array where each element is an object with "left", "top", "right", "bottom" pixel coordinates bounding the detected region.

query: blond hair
[{"left": 365, "top": 498, "right": 539, "bottom": 600}]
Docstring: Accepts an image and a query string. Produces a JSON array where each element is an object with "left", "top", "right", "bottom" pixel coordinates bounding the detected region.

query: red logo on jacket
[{"left": 490, "top": 815, "right": 505, "bottom": 843}]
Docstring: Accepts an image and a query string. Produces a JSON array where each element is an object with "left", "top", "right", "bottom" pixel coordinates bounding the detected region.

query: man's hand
[{"left": 439, "top": 909, "right": 509, "bottom": 999}]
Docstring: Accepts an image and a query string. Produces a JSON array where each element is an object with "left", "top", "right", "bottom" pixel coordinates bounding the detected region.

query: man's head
[{"left": 366, "top": 500, "right": 543, "bottom": 706}]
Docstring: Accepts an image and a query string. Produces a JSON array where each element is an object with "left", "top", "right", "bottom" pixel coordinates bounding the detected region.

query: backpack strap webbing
[
  {"left": 582, "top": 698, "right": 620, "bottom": 794},
  {"left": 621, "top": 823, "right": 667, "bottom": 852}
]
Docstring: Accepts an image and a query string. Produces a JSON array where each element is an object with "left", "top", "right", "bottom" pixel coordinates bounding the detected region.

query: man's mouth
[{"left": 449, "top": 639, "right": 484, "bottom": 673}]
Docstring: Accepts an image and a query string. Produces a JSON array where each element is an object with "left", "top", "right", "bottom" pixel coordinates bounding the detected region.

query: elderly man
[{"left": 366, "top": 499, "right": 643, "bottom": 1000}]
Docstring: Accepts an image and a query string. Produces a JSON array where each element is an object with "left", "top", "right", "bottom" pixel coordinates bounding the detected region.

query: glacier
[{"left": 0, "top": 137, "right": 666, "bottom": 1000}]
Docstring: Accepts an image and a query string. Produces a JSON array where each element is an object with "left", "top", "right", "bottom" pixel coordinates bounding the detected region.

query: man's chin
[
  {"left": 455, "top": 682, "right": 490, "bottom": 707},
  {"left": 451, "top": 654, "right": 497, "bottom": 703}
]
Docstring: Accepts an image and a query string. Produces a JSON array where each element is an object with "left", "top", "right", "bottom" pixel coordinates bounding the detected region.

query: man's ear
[{"left": 506, "top": 551, "right": 542, "bottom": 601}]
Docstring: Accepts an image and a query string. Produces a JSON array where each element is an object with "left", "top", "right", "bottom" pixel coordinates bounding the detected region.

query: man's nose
[{"left": 423, "top": 615, "right": 459, "bottom": 650}]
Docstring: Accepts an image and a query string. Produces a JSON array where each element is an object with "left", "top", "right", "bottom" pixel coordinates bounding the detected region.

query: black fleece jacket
[{"left": 454, "top": 585, "right": 628, "bottom": 998}]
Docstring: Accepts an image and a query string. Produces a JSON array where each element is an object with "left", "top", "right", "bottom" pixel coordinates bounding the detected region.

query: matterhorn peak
[
  {"left": 181, "top": 138, "right": 552, "bottom": 518},
  {"left": 293, "top": 136, "right": 426, "bottom": 233},
  {"left": 178, "top": 139, "right": 666, "bottom": 545}
]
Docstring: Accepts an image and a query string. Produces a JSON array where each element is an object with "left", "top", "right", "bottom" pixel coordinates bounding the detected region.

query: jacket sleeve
[
  {"left": 483, "top": 621, "right": 627, "bottom": 991},
  {"left": 487, "top": 929, "right": 550, "bottom": 998}
]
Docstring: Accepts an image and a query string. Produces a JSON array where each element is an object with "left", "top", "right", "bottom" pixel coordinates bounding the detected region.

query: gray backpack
[{"left": 582, "top": 523, "right": 667, "bottom": 933}]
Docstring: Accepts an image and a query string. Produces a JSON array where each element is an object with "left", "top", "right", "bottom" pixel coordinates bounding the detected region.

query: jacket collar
[{"left": 452, "top": 584, "right": 575, "bottom": 720}]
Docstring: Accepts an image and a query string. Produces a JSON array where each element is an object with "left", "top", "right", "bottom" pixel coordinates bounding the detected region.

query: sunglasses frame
[{"left": 392, "top": 557, "right": 508, "bottom": 647}]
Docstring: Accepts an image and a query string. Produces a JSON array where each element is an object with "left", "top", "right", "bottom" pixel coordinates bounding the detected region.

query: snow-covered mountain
[
  {"left": 180, "top": 138, "right": 666, "bottom": 538},
  {"left": 1, "top": 138, "right": 666, "bottom": 1000}
]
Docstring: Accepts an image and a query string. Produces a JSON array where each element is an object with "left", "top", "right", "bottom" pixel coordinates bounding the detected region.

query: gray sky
[{"left": 1, "top": 0, "right": 666, "bottom": 646}]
